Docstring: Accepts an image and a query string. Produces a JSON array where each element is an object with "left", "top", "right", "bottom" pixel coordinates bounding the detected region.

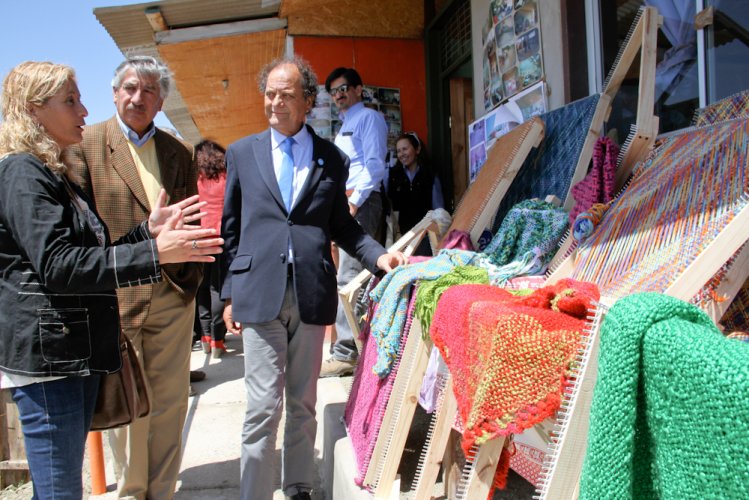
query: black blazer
[
  {"left": 0, "top": 153, "right": 162, "bottom": 376},
  {"left": 220, "top": 126, "right": 385, "bottom": 325}
]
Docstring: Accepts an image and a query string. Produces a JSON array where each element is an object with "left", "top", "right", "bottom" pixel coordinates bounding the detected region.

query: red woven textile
[{"left": 430, "top": 279, "right": 599, "bottom": 490}]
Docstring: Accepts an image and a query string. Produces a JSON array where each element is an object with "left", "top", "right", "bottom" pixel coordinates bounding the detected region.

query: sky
[{"left": 0, "top": 0, "right": 173, "bottom": 129}]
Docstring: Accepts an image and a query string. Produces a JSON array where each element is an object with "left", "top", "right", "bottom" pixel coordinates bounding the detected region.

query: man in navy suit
[{"left": 221, "top": 56, "right": 405, "bottom": 500}]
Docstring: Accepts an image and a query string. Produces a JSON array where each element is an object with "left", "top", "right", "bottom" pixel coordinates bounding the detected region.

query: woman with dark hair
[
  {"left": 195, "top": 139, "right": 229, "bottom": 357},
  {"left": 387, "top": 132, "right": 444, "bottom": 255}
]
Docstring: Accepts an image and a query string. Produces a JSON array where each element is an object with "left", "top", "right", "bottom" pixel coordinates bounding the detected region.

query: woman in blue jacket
[{"left": 0, "top": 61, "right": 223, "bottom": 499}]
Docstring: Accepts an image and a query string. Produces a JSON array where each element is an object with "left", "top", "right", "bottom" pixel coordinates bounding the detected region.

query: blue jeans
[{"left": 11, "top": 375, "right": 101, "bottom": 500}]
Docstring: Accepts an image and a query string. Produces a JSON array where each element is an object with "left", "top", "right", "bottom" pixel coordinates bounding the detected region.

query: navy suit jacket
[{"left": 220, "top": 125, "right": 386, "bottom": 325}]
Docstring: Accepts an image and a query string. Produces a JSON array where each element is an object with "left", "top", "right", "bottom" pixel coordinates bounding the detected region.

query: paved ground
[{"left": 1, "top": 332, "right": 535, "bottom": 499}]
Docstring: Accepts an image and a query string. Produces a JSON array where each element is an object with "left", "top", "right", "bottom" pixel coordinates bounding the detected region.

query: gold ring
[{"left": 191, "top": 240, "right": 198, "bottom": 250}]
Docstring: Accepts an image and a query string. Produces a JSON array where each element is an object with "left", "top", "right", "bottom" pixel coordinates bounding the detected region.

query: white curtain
[{"left": 644, "top": 0, "right": 697, "bottom": 104}]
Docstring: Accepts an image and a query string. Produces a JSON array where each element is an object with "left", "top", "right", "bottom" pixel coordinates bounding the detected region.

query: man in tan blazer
[{"left": 67, "top": 56, "right": 201, "bottom": 499}]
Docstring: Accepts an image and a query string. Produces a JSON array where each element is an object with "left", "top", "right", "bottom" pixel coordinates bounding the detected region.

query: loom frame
[
  {"left": 414, "top": 7, "right": 666, "bottom": 498},
  {"left": 359, "top": 119, "right": 546, "bottom": 498}
]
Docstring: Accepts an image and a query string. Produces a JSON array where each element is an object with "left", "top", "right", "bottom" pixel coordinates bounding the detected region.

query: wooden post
[{"left": 0, "top": 389, "right": 29, "bottom": 489}]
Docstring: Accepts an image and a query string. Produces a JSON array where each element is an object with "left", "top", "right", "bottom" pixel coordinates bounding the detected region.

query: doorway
[{"left": 426, "top": 0, "right": 473, "bottom": 211}]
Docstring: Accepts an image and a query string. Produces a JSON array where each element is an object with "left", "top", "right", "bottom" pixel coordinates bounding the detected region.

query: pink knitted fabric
[
  {"left": 569, "top": 136, "right": 618, "bottom": 224},
  {"left": 344, "top": 287, "right": 419, "bottom": 487}
]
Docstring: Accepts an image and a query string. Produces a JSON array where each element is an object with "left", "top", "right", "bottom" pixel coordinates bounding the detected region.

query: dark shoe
[
  {"left": 190, "top": 370, "right": 206, "bottom": 382},
  {"left": 319, "top": 357, "right": 356, "bottom": 378},
  {"left": 288, "top": 492, "right": 311, "bottom": 500}
]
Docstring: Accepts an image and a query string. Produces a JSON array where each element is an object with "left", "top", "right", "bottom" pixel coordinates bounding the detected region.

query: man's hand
[
  {"left": 149, "top": 189, "right": 207, "bottom": 236},
  {"left": 223, "top": 301, "right": 242, "bottom": 335},
  {"left": 376, "top": 251, "right": 407, "bottom": 273}
]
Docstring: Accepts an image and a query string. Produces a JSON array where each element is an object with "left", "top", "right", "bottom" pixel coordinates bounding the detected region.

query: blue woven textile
[{"left": 492, "top": 94, "right": 600, "bottom": 230}]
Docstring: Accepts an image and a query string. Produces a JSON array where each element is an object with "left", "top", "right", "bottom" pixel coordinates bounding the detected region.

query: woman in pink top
[{"left": 195, "top": 140, "right": 228, "bottom": 357}]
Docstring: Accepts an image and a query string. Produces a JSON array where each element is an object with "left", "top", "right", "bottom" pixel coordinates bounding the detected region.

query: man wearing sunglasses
[{"left": 320, "top": 67, "right": 389, "bottom": 378}]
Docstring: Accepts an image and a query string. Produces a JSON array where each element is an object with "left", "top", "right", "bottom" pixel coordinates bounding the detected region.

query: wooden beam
[
  {"left": 145, "top": 6, "right": 168, "bottom": 33},
  {"left": 155, "top": 18, "right": 288, "bottom": 45}
]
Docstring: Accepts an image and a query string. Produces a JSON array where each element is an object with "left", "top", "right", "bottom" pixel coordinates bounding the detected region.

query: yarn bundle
[{"left": 572, "top": 203, "right": 607, "bottom": 242}]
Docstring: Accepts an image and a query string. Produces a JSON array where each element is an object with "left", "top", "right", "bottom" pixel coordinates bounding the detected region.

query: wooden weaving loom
[
  {"left": 345, "top": 117, "right": 544, "bottom": 498},
  {"left": 342, "top": 7, "right": 663, "bottom": 496},
  {"left": 435, "top": 118, "right": 749, "bottom": 500},
  {"left": 536, "top": 116, "right": 749, "bottom": 500},
  {"left": 406, "top": 7, "right": 664, "bottom": 499}
]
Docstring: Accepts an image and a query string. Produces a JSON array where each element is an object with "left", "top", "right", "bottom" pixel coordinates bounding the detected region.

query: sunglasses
[{"left": 329, "top": 84, "right": 350, "bottom": 96}]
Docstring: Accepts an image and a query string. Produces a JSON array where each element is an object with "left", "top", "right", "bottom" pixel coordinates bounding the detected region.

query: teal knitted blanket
[{"left": 581, "top": 293, "right": 749, "bottom": 499}]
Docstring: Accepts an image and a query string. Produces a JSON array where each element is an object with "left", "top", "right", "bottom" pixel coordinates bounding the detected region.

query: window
[{"left": 704, "top": 0, "right": 749, "bottom": 102}]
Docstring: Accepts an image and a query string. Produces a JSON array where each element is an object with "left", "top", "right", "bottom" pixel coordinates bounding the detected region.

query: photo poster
[
  {"left": 481, "top": 0, "right": 544, "bottom": 111},
  {"left": 311, "top": 85, "right": 403, "bottom": 167},
  {"left": 468, "top": 81, "right": 547, "bottom": 183}
]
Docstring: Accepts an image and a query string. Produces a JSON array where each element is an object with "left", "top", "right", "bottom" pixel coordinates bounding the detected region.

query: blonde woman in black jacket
[{"left": 0, "top": 61, "right": 223, "bottom": 500}]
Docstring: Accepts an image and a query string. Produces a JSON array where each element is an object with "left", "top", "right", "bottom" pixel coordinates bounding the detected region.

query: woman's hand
[
  {"left": 148, "top": 189, "right": 207, "bottom": 236},
  {"left": 156, "top": 210, "right": 223, "bottom": 264}
]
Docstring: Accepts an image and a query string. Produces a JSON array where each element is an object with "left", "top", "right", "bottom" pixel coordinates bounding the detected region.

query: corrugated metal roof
[{"left": 94, "top": 0, "right": 281, "bottom": 49}]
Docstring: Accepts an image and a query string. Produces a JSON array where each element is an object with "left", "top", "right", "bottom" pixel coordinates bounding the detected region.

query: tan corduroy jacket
[{"left": 66, "top": 116, "right": 202, "bottom": 331}]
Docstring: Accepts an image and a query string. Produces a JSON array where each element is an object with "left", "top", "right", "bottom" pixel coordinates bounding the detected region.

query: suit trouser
[
  {"left": 332, "top": 193, "right": 383, "bottom": 361},
  {"left": 240, "top": 277, "right": 326, "bottom": 499},
  {"left": 109, "top": 281, "right": 193, "bottom": 500}
]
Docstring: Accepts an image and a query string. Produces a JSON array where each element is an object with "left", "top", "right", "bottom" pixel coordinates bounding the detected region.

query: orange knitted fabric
[{"left": 430, "top": 278, "right": 599, "bottom": 490}]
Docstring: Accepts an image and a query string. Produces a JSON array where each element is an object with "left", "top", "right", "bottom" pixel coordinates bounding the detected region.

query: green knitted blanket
[
  {"left": 581, "top": 293, "right": 749, "bottom": 499},
  {"left": 414, "top": 265, "right": 489, "bottom": 336}
]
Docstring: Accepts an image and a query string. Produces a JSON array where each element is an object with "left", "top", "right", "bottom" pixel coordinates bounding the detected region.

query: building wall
[
  {"left": 292, "top": 36, "right": 428, "bottom": 142},
  {"left": 470, "top": 0, "right": 567, "bottom": 119}
]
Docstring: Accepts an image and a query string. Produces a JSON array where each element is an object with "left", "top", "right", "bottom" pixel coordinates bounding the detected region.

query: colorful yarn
[
  {"left": 493, "top": 94, "right": 601, "bottom": 228},
  {"left": 414, "top": 265, "right": 489, "bottom": 336},
  {"left": 484, "top": 199, "right": 568, "bottom": 269},
  {"left": 691, "top": 93, "right": 749, "bottom": 337},
  {"left": 572, "top": 203, "right": 607, "bottom": 242},
  {"left": 569, "top": 136, "right": 618, "bottom": 224},
  {"left": 570, "top": 118, "right": 749, "bottom": 299},
  {"left": 581, "top": 293, "right": 749, "bottom": 499},
  {"left": 692, "top": 88, "right": 749, "bottom": 127},
  {"left": 369, "top": 250, "right": 478, "bottom": 377},
  {"left": 431, "top": 279, "right": 599, "bottom": 491},
  {"left": 370, "top": 199, "right": 568, "bottom": 377}
]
